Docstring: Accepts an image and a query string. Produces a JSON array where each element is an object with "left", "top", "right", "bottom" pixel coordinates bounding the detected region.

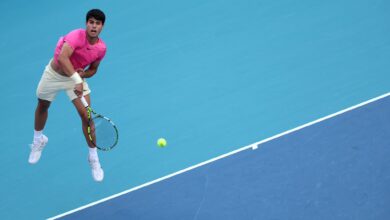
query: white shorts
[{"left": 36, "top": 60, "right": 91, "bottom": 101}]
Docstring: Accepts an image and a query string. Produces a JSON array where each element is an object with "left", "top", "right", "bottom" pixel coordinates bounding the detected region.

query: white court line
[{"left": 48, "top": 92, "right": 390, "bottom": 220}]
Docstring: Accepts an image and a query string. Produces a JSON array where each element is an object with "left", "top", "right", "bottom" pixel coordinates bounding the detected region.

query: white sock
[
  {"left": 34, "top": 130, "right": 43, "bottom": 139},
  {"left": 89, "top": 147, "right": 98, "bottom": 160}
]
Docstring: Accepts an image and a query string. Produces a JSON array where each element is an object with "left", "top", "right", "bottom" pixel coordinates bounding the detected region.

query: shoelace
[
  {"left": 30, "top": 139, "right": 44, "bottom": 151},
  {"left": 89, "top": 159, "right": 101, "bottom": 169}
]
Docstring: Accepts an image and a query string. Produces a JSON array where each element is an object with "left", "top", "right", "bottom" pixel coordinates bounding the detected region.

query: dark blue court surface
[{"left": 60, "top": 96, "right": 390, "bottom": 220}]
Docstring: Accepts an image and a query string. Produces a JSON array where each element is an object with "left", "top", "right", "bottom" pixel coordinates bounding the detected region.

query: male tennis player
[{"left": 29, "top": 9, "right": 107, "bottom": 182}]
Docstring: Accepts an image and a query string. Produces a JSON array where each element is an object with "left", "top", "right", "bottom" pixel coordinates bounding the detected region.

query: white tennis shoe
[
  {"left": 89, "top": 157, "right": 104, "bottom": 182},
  {"left": 28, "top": 135, "right": 48, "bottom": 164}
]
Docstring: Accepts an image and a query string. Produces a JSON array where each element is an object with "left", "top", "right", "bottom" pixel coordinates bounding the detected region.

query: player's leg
[
  {"left": 29, "top": 99, "right": 51, "bottom": 164},
  {"left": 29, "top": 61, "right": 61, "bottom": 164},
  {"left": 70, "top": 89, "right": 104, "bottom": 182},
  {"left": 72, "top": 95, "right": 94, "bottom": 147},
  {"left": 35, "top": 98, "right": 51, "bottom": 131},
  {"left": 68, "top": 81, "right": 94, "bottom": 147}
]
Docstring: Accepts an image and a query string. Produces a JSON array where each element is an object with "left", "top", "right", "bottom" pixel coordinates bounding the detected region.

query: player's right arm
[{"left": 57, "top": 42, "right": 83, "bottom": 97}]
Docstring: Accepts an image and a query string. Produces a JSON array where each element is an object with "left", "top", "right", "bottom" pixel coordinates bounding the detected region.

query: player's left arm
[{"left": 77, "top": 60, "right": 101, "bottom": 78}]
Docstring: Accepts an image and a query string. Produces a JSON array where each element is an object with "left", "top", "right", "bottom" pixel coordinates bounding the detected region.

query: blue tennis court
[
  {"left": 57, "top": 94, "right": 390, "bottom": 220},
  {"left": 0, "top": 0, "right": 389, "bottom": 219}
]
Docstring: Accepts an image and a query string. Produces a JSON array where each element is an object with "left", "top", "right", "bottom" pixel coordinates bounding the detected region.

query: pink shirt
[{"left": 54, "top": 29, "right": 106, "bottom": 70}]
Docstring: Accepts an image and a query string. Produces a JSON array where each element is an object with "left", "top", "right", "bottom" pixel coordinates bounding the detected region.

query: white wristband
[{"left": 70, "top": 72, "right": 83, "bottom": 84}]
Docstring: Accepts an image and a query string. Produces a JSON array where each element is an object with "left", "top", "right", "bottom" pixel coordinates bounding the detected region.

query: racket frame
[{"left": 81, "top": 97, "right": 119, "bottom": 151}]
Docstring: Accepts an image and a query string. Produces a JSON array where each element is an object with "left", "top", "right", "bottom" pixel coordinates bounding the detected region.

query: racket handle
[{"left": 80, "top": 96, "right": 89, "bottom": 107}]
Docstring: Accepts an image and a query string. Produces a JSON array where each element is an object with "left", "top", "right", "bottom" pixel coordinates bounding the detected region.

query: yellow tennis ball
[{"left": 157, "top": 138, "right": 167, "bottom": 147}]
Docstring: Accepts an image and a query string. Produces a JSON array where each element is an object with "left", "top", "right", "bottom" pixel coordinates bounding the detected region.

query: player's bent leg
[
  {"left": 35, "top": 99, "right": 51, "bottom": 131},
  {"left": 29, "top": 99, "right": 51, "bottom": 164}
]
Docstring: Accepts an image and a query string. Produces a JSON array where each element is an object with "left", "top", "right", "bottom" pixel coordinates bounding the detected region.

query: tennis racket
[{"left": 80, "top": 96, "right": 119, "bottom": 151}]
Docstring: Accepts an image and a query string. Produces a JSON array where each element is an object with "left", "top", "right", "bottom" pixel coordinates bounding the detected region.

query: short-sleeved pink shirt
[{"left": 53, "top": 29, "right": 106, "bottom": 70}]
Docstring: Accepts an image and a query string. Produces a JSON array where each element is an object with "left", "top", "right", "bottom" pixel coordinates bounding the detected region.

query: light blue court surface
[{"left": 0, "top": 0, "right": 389, "bottom": 219}]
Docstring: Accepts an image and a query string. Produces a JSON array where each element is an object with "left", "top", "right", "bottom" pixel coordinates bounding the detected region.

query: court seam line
[{"left": 48, "top": 92, "right": 390, "bottom": 220}]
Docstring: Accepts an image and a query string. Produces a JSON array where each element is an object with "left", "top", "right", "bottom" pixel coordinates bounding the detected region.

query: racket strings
[{"left": 91, "top": 116, "right": 117, "bottom": 150}]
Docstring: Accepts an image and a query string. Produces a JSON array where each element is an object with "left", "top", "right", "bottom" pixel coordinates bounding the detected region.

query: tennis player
[{"left": 29, "top": 9, "right": 107, "bottom": 182}]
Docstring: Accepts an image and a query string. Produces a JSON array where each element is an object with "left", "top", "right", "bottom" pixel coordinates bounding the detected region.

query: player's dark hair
[{"left": 86, "top": 9, "right": 105, "bottom": 24}]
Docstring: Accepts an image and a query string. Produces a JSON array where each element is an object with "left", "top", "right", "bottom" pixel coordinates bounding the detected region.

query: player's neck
[{"left": 87, "top": 35, "right": 99, "bottom": 45}]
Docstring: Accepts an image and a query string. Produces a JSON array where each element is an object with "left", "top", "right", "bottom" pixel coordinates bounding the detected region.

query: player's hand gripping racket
[{"left": 80, "top": 96, "right": 119, "bottom": 151}]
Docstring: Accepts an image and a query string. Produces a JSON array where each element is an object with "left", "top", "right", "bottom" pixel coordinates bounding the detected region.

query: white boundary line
[{"left": 48, "top": 92, "right": 390, "bottom": 220}]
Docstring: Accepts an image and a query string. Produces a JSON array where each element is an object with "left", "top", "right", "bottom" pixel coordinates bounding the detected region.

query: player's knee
[{"left": 37, "top": 99, "right": 50, "bottom": 113}]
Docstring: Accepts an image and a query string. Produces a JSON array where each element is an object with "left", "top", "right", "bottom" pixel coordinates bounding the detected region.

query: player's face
[{"left": 86, "top": 18, "right": 103, "bottom": 39}]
